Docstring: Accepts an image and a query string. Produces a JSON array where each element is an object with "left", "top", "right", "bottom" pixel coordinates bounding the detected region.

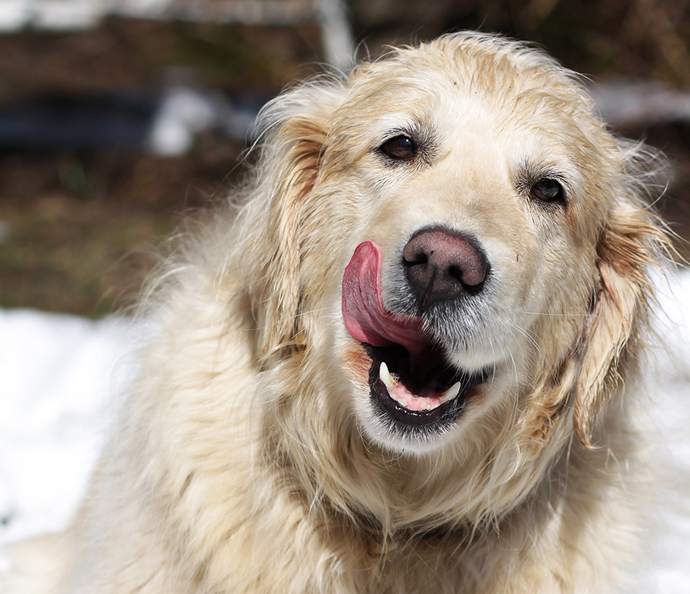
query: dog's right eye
[
  {"left": 530, "top": 178, "right": 565, "bottom": 205},
  {"left": 380, "top": 135, "right": 417, "bottom": 162}
]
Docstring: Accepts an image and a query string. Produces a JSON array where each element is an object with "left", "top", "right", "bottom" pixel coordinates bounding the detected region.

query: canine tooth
[
  {"left": 439, "top": 381, "right": 462, "bottom": 403},
  {"left": 379, "top": 362, "right": 398, "bottom": 391}
]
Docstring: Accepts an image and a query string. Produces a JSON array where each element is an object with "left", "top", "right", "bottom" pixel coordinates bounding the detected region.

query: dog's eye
[
  {"left": 380, "top": 135, "right": 417, "bottom": 161},
  {"left": 530, "top": 178, "right": 564, "bottom": 204}
]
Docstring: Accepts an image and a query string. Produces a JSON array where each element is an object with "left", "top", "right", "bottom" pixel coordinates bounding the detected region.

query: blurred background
[{"left": 1, "top": 0, "right": 689, "bottom": 318}]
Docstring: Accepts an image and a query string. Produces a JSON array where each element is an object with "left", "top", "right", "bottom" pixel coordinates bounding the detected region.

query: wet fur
[{"left": 4, "top": 33, "right": 671, "bottom": 593}]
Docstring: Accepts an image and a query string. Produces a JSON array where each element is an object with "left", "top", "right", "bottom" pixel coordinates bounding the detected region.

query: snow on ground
[
  {"left": 0, "top": 310, "right": 143, "bottom": 548},
  {"left": 0, "top": 271, "right": 689, "bottom": 590},
  {"left": 626, "top": 269, "right": 690, "bottom": 593}
]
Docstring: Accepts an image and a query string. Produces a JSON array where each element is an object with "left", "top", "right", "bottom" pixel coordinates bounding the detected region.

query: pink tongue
[{"left": 342, "top": 241, "right": 426, "bottom": 356}]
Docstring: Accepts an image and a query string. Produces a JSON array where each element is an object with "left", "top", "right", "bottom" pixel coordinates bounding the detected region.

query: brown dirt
[{"left": 0, "top": 138, "right": 246, "bottom": 316}]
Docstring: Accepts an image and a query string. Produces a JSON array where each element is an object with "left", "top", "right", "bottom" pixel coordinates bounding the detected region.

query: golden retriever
[{"left": 4, "top": 32, "right": 671, "bottom": 593}]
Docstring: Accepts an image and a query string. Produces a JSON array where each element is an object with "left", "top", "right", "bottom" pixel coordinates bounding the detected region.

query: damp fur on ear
[
  {"left": 573, "top": 195, "right": 675, "bottom": 447},
  {"left": 237, "top": 82, "right": 349, "bottom": 361}
]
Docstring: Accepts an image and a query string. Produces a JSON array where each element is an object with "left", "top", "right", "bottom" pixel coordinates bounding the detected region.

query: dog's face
[
  {"left": 250, "top": 34, "right": 663, "bottom": 467},
  {"left": 318, "top": 38, "right": 619, "bottom": 454},
  {"left": 332, "top": 69, "right": 602, "bottom": 452}
]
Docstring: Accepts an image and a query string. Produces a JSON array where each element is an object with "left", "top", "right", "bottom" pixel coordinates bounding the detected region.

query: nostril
[
  {"left": 449, "top": 263, "right": 486, "bottom": 296},
  {"left": 402, "top": 248, "right": 428, "bottom": 267},
  {"left": 447, "top": 265, "right": 463, "bottom": 284},
  {"left": 451, "top": 258, "right": 487, "bottom": 288}
]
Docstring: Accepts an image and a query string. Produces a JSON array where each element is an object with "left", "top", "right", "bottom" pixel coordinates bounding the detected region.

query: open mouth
[
  {"left": 365, "top": 343, "right": 490, "bottom": 428},
  {"left": 343, "top": 241, "right": 491, "bottom": 432}
]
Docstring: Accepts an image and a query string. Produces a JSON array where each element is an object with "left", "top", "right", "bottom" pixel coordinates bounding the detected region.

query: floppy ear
[
  {"left": 242, "top": 83, "right": 347, "bottom": 361},
  {"left": 573, "top": 201, "right": 669, "bottom": 447}
]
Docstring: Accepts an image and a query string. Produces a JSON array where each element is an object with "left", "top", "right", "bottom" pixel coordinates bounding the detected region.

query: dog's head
[{"left": 242, "top": 34, "right": 668, "bottom": 495}]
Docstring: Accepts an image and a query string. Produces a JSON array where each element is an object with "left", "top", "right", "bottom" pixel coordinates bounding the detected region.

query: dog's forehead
[
  {"left": 352, "top": 42, "right": 580, "bottom": 105},
  {"left": 335, "top": 75, "right": 590, "bottom": 183},
  {"left": 340, "top": 40, "right": 601, "bottom": 150}
]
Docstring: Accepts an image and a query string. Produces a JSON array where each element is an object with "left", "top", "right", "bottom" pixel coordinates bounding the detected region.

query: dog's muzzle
[{"left": 342, "top": 237, "right": 492, "bottom": 435}]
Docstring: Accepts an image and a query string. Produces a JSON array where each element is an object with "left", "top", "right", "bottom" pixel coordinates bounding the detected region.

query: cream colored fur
[{"left": 3, "top": 33, "right": 671, "bottom": 593}]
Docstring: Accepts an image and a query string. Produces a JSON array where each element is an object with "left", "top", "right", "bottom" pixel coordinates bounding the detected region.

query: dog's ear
[
  {"left": 573, "top": 200, "right": 669, "bottom": 447},
  {"left": 243, "top": 83, "right": 347, "bottom": 361}
]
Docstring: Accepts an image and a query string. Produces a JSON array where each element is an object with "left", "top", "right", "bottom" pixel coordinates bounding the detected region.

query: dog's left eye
[
  {"left": 380, "top": 135, "right": 417, "bottom": 161},
  {"left": 530, "top": 178, "right": 564, "bottom": 204}
]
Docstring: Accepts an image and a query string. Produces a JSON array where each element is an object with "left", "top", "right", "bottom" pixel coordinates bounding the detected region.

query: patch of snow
[
  {"left": 148, "top": 87, "right": 216, "bottom": 156},
  {"left": 590, "top": 80, "right": 690, "bottom": 129},
  {"left": 625, "top": 269, "right": 690, "bottom": 592},
  {"left": 31, "top": 0, "right": 103, "bottom": 30},
  {"left": 0, "top": 1, "right": 31, "bottom": 32},
  {"left": 147, "top": 87, "right": 259, "bottom": 156},
  {"left": 0, "top": 310, "right": 142, "bottom": 545}
]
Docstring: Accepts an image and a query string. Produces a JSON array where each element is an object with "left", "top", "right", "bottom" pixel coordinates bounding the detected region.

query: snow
[
  {"left": 0, "top": 271, "right": 689, "bottom": 590},
  {"left": 0, "top": 310, "right": 142, "bottom": 546},
  {"left": 626, "top": 269, "right": 690, "bottom": 593}
]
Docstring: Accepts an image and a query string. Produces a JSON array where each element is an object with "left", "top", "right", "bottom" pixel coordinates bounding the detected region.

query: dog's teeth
[
  {"left": 439, "top": 381, "right": 462, "bottom": 403},
  {"left": 379, "top": 362, "right": 398, "bottom": 392}
]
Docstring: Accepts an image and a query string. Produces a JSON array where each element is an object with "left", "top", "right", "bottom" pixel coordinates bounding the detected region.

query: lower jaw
[
  {"left": 371, "top": 377, "right": 468, "bottom": 428},
  {"left": 368, "top": 365, "right": 491, "bottom": 438}
]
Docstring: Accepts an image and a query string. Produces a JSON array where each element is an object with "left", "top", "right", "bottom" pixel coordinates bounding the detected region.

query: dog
[{"left": 3, "top": 32, "right": 671, "bottom": 593}]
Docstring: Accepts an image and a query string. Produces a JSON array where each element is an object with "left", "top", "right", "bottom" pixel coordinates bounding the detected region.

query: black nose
[{"left": 402, "top": 227, "right": 489, "bottom": 309}]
